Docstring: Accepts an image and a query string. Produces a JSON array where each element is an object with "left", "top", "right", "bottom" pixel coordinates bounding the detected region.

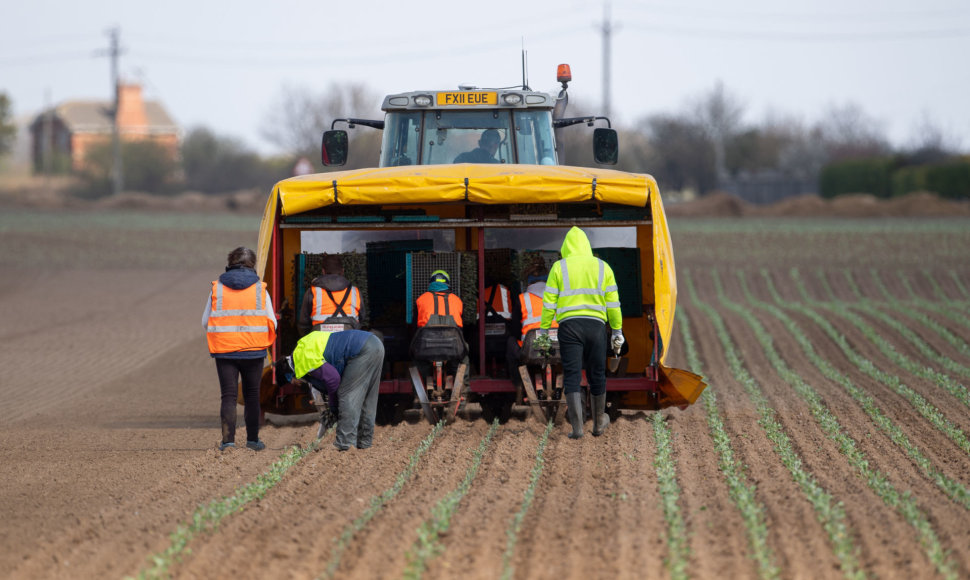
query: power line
[
  {"left": 624, "top": 22, "right": 970, "bottom": 41},
  {"left": 0, "top": 51, "right": 96, "bottom": 66},
  {"left": 618, "top": 1, "right": 969, "bottom": 23}
]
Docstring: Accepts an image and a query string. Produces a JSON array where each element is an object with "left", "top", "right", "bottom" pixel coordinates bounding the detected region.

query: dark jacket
[
  {"left": 322, "top": 329, "right": 373, "bottom": 376},
  {"left": 453, "top": 147, "right": 498, "bottom": 164},
  {"left": 298, "top": 274, "right": 365, "bottom": 334}
]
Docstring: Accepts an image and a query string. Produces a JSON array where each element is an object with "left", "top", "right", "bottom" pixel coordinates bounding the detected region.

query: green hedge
[
  {"left": 819, "top": 158, "right": 894, "bottom": 199},
  {"left": 823, "top": 158, "right": 970, "bottom": 200}
]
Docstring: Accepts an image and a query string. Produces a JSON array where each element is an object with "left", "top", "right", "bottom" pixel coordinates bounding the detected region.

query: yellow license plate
[{"left": 437, "top": 92, "right": 497, "bottom": 106}]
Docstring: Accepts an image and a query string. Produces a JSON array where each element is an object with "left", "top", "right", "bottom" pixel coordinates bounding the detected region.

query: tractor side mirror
[
  {"left": 321, "top": 130, "right": 348, "bottom": 166},
  {"left": 592, "top": 128, "right": 618, "bottom": 165}
]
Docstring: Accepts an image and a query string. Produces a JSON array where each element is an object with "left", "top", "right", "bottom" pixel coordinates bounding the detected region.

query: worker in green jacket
[{"left": 539, "top": 226, "right": 624, "bottom": 439}]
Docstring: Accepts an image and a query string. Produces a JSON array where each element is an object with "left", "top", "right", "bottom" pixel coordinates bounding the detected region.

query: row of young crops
[{"left": 129, "top": 263, "right": 969, "bottom": 579}]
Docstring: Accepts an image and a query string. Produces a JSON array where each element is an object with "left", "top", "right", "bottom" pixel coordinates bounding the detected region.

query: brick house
[{"left": 30, "top": 83, "right": 179, "bottom": 173}]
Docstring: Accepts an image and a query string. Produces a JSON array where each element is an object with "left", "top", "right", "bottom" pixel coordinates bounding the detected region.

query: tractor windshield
[{"left": 380, "top": 109, "right": 557, "bottom": 166}]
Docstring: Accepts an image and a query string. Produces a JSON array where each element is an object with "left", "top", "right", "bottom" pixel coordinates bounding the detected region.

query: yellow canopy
[
  {"left": 258, "top": 164, "right": 658, "bottom": 277},
  {"left": 276, "top": 164, "right": 656, "bottom": 215}
]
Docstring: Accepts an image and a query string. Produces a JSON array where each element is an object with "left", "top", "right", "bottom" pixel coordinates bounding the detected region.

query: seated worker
[
  {"left": 508, "top": 259, "right": 560, "bottom": 379},
  {"left": 291, "top": 329, "right": 385, "bottom": 451},
  {"left": 413, "top": 269, "right": 469, "bottom": 387},
  {"left": 297, "top": 254, "right": 363, "bottom": 335},
  {"left": 483, "top": 278, "right": 513, "bottom": 321},
  {"left": 416, "top": 269, "right": 463, "bottom": 328},
  {"left": 453, "top": 129, "right": 502, "bottom": 164},
  {"left": 473, "top": 277, "right": 517, "bottom": 378}
]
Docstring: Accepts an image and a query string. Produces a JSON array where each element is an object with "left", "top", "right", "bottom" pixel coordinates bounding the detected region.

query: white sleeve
[
  {"left": 265, "top": 290, "right": 277, "bottom": 328},
  {"left": 201, "top": 291, "right": 213, "bottom": 330}
]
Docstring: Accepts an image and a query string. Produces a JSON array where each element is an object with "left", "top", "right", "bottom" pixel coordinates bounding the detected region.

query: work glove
[
  {"left": 611, "top": 329, "right": 625, "bottom": 351},
  {"left": 321, "top": 404, "right": 338, "bottom": 430}
]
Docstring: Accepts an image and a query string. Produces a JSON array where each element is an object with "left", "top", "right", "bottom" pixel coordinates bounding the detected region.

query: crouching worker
[{"left": 292, "top": 329, "right": 385, "bottom": 451}]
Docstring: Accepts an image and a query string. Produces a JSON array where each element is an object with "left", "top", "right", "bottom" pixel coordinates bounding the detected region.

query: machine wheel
[
  {"left": 481, "top": 396, "right": 497, "bottom": 424},
  {"left": 480, "top": 395, "right": 513, "bottom": 424},
  {"left": 376, "top": 395, "right": 409, "bottom": 426},
  {"left": 497, "top": 397, "right": 513, "bottom": 423},
  {"left": 375, "top": 399, "right": 392, "bottom": 426},
  {"left": 483, "top": 394, "right": 512, "bottom": 424}
]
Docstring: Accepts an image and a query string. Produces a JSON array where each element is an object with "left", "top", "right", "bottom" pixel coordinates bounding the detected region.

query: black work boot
[
  {"left": 592, "top": 393, "right": 610, "bottom": 436},
  {"left": 565, "top": 391, "right": 584, "bottom": 439}
]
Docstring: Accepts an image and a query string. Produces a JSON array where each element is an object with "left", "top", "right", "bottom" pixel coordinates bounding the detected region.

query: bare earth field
[{"left": 2, "top": 198, "right": 970, "bottom": 579}]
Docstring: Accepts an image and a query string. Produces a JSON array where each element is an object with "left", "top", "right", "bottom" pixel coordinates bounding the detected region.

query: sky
[{"left": 2, "top": 0, "right": 968, "bottom": 157}]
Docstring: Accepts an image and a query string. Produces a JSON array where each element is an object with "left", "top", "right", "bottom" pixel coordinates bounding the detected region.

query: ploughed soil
[{"left": 1, "top": 195, "right": 969, "bottom": 579}]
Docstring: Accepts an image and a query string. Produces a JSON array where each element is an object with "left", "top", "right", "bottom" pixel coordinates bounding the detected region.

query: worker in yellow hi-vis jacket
[{"left": 539, "top": 227, "right": 624, "bottom": 439}]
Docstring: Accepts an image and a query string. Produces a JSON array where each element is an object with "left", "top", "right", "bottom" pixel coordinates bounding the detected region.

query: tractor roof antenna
[{"left": 521, "top": 42, "right": 530, "bottom": 91}]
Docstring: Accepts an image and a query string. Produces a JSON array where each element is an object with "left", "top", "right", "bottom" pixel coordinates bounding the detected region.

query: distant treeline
[{"left": 821, "top": 157, "right": 970, "bottom": 199}]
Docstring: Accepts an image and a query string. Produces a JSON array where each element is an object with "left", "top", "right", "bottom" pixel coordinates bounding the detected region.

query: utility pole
[
  {"left": 106, "top": 27, "right": 123, "bottom": 196},
  {"left": 599, "top": 2, "right": 615, "bottom": 119},
  {"left": 42, "top": 88, "right": 53, "bottom": 177}
]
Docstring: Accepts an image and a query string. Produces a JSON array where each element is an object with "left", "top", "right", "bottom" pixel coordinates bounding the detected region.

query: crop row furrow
[
  {"left": 501, "top": 420, "right": 555, "bottom": 580},
  {"left": 756, "top": 270, "right": 970, "bottom": 506},
  {"left": 870, "top": 273, "right": 970, "bottom": 375},
  {"left": 885, "top": 270, "right": 970, "bottom": 349},
  {"left": 920, "top": 269, "right": 970, "bottom": 312},
  {"left": 652, "top": 410, "right": 691, "bottom": 580},
  {"left": 404, "top": 420, "right": 499, "bottom": 579},
  {"left": 795, "top": 269, "right": 970, "bottom": 410},
  {"left": 857, "top": 271, "right": 970, "bottom": 360},
  {"left": 872, "top": 269, "right": 970, "bottom": 329},
  {"left": 321, "top": 421, "right": 446, "bottom": 579},
  {"left": 833, "top": 268, "right": 970, "bottom": 356},
  {"left": 684, "top": 304, "right": 780, "bottom": 580},
  {"left": 950, "top": 271, "right": 970, "bottom": 302},
  {"left": 712, "top": 271, "right": 957, "bottom": 579},
  {"left": 134, "top": 437, "right": 323, "bottom": 580},
  {"left": 686, "top": 271, "right": 863, "bottom": 579},
  {"left": 796, "top": 270, "right": 970, "bottom": 455}
]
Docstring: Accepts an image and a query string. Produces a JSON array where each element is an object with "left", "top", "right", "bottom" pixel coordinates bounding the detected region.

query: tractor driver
[{"left": 453, "top": 129, "right": 501, "bottom": 164}]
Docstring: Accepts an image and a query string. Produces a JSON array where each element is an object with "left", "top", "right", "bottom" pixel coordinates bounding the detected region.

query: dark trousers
[
  {"left": 558, "top": 318, "right": 607, "bottom": 396},
  {"left": 215, "top": 357, "right": 263, "bottom": 444}
]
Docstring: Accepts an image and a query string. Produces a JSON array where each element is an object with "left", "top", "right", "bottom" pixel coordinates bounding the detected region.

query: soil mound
[{"left": 666, "top": 191, "right": 749, "bottom": 217}]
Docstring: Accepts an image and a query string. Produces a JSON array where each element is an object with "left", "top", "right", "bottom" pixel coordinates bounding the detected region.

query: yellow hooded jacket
[{"left": 540, "top": 227, "right": 622, "bottom": 330}]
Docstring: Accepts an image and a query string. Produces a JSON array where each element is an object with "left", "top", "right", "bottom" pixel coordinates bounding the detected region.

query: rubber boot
[
  {"left": 592, "top": 393, "right": 610, "bottom": 436},
  {"left": 565, "top": 391, "right": 584, "bottom": 439}
]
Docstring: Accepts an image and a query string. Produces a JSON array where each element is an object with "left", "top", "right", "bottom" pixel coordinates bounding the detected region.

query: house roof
[{"left": 32, "top": 100, "right": 179, "bottom": 134}]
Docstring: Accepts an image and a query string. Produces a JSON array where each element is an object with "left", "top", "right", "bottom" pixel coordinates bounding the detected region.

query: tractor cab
[{"left": 322, "top": 65, "right": 619, "bottom": 168}]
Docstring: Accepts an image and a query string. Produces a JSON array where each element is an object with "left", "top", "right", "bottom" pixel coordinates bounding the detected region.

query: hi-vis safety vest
[
  {"left": 542, "top": 258, "right": 622, "bottom": 328},
  {"left": 484, "top": 285, "right": 512, "bottom": 320},
  {"left": 311, "top": 286, "right": 360, "bottom": 324},
  {"left": 416, "top": 291, "right": 463, "bottom": 328},
  {"left": 293, "top": 330, "right": 331, "bottom": 379},
  {"left": 519, "top": 291, "right": 558, "bottom": 342},
  {"left": 206, "top": 281, "right": 276, "bottom": 354}
]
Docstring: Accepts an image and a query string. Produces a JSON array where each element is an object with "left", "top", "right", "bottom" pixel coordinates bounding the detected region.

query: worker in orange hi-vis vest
[
  {"left": 415, "top": 270, "right": 463, "bottom": 328},
  {"left": 505, "top": 259, "right": 558, "bottom": 381},
  {"left": 298, "top": 254, "right": 363, "bottom": 335},
  {"left": 412, "top": 269, "right": 468, "bottom": 387},
  {"left": 202, "top": 247, "right": 277, "bottom": 452},
  {"left": 483, "top": 281, "right": 513, "bottom": 321}
]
